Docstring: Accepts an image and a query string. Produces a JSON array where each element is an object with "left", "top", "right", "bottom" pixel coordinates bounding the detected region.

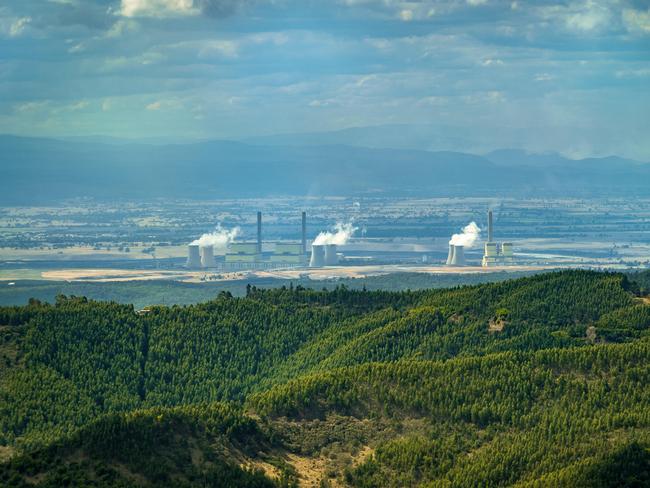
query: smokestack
[
  {"left": 186, "top": 244, "right": 201, "bottom": 269},
  {"left": 450, "top": 245, "right": 466, "bottom": 266},
  {"left": 200, "top": 245, "right": 217, "bottom": 268},
  {"left": 301, "top": 211, "right": 307, "bottom": 255},
  {"left": 488, "top": 210, "right": 494, "bottom": 243},
  {"left": 446, "top": 244, "right": 455, "bottom": 265},
  {"left": 257, "top": 211, "right": 262, "bottom": 254},
  {"left": 324, "top": 244, "right": 339, "bottom": 266},
  {"left": 310, "top": 244, "right": 325, "bottom": 267}
]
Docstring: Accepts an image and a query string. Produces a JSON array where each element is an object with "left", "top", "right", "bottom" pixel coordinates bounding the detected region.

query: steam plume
[
  {"left": 449, "top": 221, "right": 481, "bottom": 248},
  {"left": 191, "top": 224, "right": 240, "bottom": 250},
  {"left": 313, "top": 222, "right": 357, "bottom": 246}
]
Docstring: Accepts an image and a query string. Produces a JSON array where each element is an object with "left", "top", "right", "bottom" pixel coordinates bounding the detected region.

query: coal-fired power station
[{"left": 183, "top": 209, "right": 513, "bottom": 272}]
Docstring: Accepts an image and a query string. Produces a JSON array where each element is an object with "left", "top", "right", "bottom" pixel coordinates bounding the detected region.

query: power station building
[
  {"left": 223, "top": 212, "right": 308, "bottom": 269},
  {"left": 482, "top": 210, "right": 514, "bottom": 267}
]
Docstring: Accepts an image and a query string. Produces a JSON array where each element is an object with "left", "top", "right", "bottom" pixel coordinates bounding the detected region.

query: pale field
[{"left": 33, "top": 264, "right": 555, "bottom": 283}]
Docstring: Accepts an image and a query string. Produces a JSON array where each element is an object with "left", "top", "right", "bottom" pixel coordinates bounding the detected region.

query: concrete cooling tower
[
  {"left": 446, "top": 244, "right": 455, "bottom": 265},
  {"left": 200, "top": 245, "right": 217, "bottom": 268},
  {"left": 450, "top": 245, "right": 466, "bottom": 266},
  {"left": 310, "top": 244, "right": 325, "bottom": 267},
  {"left": 186, "top": 244, "right": 201, "bottom": 269},
  {"left": 324, "top": 244, "right": 339, "bottom": 266}
]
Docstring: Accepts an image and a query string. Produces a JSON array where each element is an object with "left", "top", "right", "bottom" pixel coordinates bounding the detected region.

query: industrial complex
[
  {"left": 482, "top": 210, "right": 514, "bottom": 267},
  {"left": 186, "top": 209, "right": 515, "bottom": 271},
  {"left": 187, "top": 211, "right": 311, "bottom": 270}
]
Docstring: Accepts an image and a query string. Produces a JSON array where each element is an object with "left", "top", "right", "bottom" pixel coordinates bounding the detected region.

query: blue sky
[{"left": 1, "top": 0, "right": 649, "bottom": 158}]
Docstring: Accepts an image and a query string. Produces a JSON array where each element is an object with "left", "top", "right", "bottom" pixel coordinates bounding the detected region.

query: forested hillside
[{"left": 1, "top": 270, "right": 649, "bottom": 486}]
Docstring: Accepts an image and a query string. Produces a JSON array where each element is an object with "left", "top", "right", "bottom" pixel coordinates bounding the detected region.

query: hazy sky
[{"left": 1, "top": 0, "right": 649, "bottom": 158}]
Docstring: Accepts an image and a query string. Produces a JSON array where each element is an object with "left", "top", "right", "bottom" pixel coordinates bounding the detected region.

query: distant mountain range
[{"left": 0, "top": 134, "right": 648, "bottom": 203}]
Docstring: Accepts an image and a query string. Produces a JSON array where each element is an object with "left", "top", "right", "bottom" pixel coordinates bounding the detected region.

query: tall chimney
[
  {"left": 488, "top": 209, "right": 494, "bottom": 243},
  {"left": 257, "top": 211, "right": 262, "bottom": 254},
  {"left": 301, "top": 211, "right": 307, "bottom": 255}
]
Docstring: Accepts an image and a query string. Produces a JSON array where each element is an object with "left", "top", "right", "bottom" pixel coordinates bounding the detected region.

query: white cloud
[
  {"left": 146, "top": 99, "right": 182, "bottom": 111},
  {"left": 15, "top": 100, "right": 89, "bottom": 115},
  {"left": 106, "top": 19, "right": 139, "bottom": 38},
  {"left": 534, "top": 73, "right": 554, "bottom": 82},
  {"left": 119, "top": 0, "right": 198, "bottom": 18},
  {"left": 1, "top": 15, "right": 31, "bottom": 38},
  {"left": 146, "top": 101, "right": 163, "bottom": 110},
  {"left": 418, "top": 96, "right": 447, "bottom": 106},
  {"left": 309, "top": 99, "right": 336, "bottom": 107},
  {"left": 68, "top": 101, "right": 89, "bottom": 111},
  {"left": 615, "top": 68, "right": 650, "bottom": 79},
  {"left": 9, "top": 16, "right": 31, "bottom": 37},
  {"left": 399, "top": 9, "right": 413, "bottom": 22},
  {"left": 68, "top": 43, "right": 86, "bottom": 53},
  {"left": 197, "top": 40, "right": 239, "bottom": 58},
  {"left": 467, "top": 0, "right": 487, "bottom": 5},
  {"left": 355, "top": 74, "right": 377, "bottom": 87},
  {"left": 15, "top": 101, "right": 49, "bottom": 113},
  {"left": 249, "top": 32, "right": 290, "bottom": 45},
  {"left": 539, "top": 1, "right": 612, "bottom": 33},
  {"left": 481, "top": 58, "right": 504, "bottom": 66},
  {"left": 622, "top": 8, "right": 650, "bottom": 34}
]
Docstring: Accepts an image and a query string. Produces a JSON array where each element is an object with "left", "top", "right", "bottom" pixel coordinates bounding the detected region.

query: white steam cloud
[
  {"left": 191, "top": 225, "right": 240, "bottom": 250},
  {"left": 313, "top": 222, "right": 358, "bottom": 246},
  {"left": 449, "top": 221, "right": 481, "bottom": 248}
]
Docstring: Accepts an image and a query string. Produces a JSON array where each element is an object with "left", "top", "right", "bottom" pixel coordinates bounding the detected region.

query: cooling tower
[
  {"left": 324, "top": 244, "right": 339, "bottom": 266},
  {"left": 186, "top": 244, "right": 201, "bottom": 269},
  {"left": 450, "top": 245, "right": 466, "bottom": 266},
  {"left": 310, "top": 244, "right": 325, "bottom": 267},
  {"left": 200, "top": 245, "right": 217, "bottom": 268},
  {"left": 301, "top": 211, "right": 307, "bottom": 255},
  {"left": 446, "top": 244, "right": 455, "bottom": 265},
  {"left": 257, "top": 211, "right": 262, "bottom": 254}
]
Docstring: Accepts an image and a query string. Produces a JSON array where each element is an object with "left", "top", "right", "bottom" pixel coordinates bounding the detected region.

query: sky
[{"left": 0, "top": 0, "right": 649, "bottom": 158}]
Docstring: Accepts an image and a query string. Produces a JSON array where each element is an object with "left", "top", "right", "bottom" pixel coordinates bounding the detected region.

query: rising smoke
[
  {"left": 191, "top": 225, "right": 240, "bottom": 250},
  {"left": 313, "top": 222, "right": 358, "bottom": 246},
  {"left": 449, "top": 222, "right": 481, "bottom": 248}
]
